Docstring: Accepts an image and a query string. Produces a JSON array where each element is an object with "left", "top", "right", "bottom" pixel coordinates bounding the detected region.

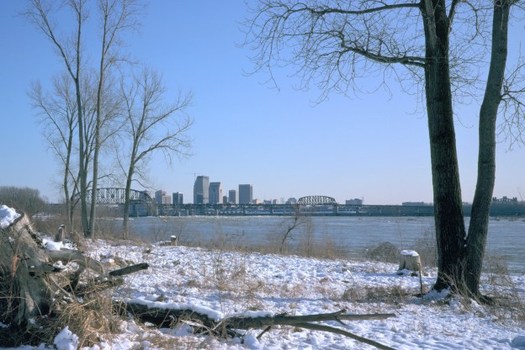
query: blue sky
[{"left": 1, "top": 1, "right": 524, "bottom": 205}]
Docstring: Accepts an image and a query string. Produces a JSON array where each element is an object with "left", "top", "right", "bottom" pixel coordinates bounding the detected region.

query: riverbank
[{"left": 12, "top": 238, "right": 525, "bottom": 349}]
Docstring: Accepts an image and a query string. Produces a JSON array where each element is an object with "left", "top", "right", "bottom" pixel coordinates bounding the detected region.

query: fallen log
[
  {"left": 109, "top": 263, "right": 149, "bottom": 277},
  {"left": 120, "top": 301, "right": 395, "bottom": 349}
]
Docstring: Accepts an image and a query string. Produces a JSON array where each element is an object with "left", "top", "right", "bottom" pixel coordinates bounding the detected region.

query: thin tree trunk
[
  {"left": 465, "top": 1, "right": 510, "bottom": 296},
  {"left": 421, "top": 0, "right": 466, "bottom": 291},
  {"left": 122, "top": 163, "right": 135, "bottom": 237}
]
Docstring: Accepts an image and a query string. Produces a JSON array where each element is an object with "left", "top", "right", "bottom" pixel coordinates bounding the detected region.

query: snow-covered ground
[
  {"left": 1, "top": 205, "right": 525, "bottom": 349},
  {"left": 83, "top": 240, "right": 525, "bottom": 350}
]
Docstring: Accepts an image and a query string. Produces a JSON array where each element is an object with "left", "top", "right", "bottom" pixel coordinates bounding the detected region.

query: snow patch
[
  {"left": 400, "top": 249, "right": 419, "bottom": 257},
  {"left": 0, "top": 204, "right": 21, "bottom": 229},
  {"left": 53, "top": 327, "right": 78, "bottom": 350}
]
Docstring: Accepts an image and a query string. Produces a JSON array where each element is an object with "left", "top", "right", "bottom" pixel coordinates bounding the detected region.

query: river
[{"left": 124, "top": 216, "right": 525, "bottom": 274}]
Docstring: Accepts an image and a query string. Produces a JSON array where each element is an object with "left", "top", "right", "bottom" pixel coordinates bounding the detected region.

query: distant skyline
[{"left": 1, "top": 2, "right": 524, "bottom": 206}]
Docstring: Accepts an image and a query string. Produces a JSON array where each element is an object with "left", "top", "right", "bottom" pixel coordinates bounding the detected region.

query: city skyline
[{"left": 1, "top": 2, "right": 524, "bottom": 206}]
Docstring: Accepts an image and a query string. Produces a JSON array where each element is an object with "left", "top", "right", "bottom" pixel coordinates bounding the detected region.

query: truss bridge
[{"left": 297, "top": 195, "right": 337, "bottom": 205}]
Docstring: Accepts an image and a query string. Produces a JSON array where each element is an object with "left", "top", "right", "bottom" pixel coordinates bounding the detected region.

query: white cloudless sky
[{"left": 1, "top": 1, "right": 524, "bottom": 205}]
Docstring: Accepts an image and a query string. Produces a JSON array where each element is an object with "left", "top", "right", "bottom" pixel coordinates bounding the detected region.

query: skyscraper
[
  {"left": 193, "top": 176, "right": 209, "bottom": 204},
  {"left": 209, "top": 182, "right": 223, "bottom": 204},
  {"left": 172, "top": 192, "right": 184, "bottom": 205},
  {"left": 238, "top": 184, "right": 253, "bottom": 204},
  {"left": 228, "top": 190, "right": 236, "bottom": 204},
  {"left": 155, "top": 190, "right": 171, "bottom": 204}
]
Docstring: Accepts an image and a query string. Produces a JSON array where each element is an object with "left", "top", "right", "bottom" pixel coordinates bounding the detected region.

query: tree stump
[
  {"left": 0, "top": 207, "right": 105, "bottom": 328},
  {"left": 397, "top": 250, "right": 422, "bottom": 276},
  {"left": 0, "top": 208, "right": 54, "bottom": 326}
]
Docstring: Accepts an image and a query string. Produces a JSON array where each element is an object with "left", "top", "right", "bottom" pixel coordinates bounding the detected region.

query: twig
[{"left": 295, "top": 322, "right": 395, "bottom": 350}]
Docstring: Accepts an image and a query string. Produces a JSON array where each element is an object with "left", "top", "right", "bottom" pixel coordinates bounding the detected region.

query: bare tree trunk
[
  {"left": 421, "top": 0, "right": 467, "bottom": 291},
  {"left": 465, "top": 1, "right": 510, "bottom": 297},
  {"left": 122, "top": 162, "right": 135, "bottom": 237}
]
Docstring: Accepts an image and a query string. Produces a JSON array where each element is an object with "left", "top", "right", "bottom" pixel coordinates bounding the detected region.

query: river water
[{"left": 125, "top": 216, "right": 525, "bottom": 274}]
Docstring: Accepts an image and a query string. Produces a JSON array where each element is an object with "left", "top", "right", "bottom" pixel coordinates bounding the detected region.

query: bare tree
[
  {"left": 88, "top": 0, "right": 140, "bottom": 238},
  {"left": 26, "top": 0, "right": 140, "bottom": 238},
  {"left": 118, "top": 68, "right": 192, "bottom": 236},
  {"left": 26, "top": 0, "right": 91, "bottom": 237},
  {"left": 0, "top": 187, "right": 46, "bottom": 217},
  {"left": 245, "top": 0, "right": 524, "bottom": 297},
  {"left": 29, "top": 74, "right": 79, "bottom": 228}
]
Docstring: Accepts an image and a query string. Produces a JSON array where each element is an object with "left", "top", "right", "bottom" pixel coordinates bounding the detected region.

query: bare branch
[
  {"left": 244, "top": 0, "right": 425, "bottom": 98},
  {"left": 499, "top": 59, "right": 525, "bottom": 148}
]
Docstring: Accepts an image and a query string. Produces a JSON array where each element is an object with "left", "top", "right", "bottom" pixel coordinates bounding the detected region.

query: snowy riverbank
[{"left": 8, "top": 238, "right": 523, "bottom": 349}]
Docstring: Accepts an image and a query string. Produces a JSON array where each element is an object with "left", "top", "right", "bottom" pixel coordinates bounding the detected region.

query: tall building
[
  {"left": 172, "top": 192, "right": 184, "bottom": 205},
  {"left": 228, "top": 190, "right": 236, "bottom": 204},
  {"left": 209, "top": 182, "right": 223, "bottom": 204},
  {"left": 238, "top": 184, "right": 253, "bottom": 204},
  {"left": 193, "top": 176, "right": 209, "bottom": 204},
  {"left": 155, "top": 190, "right": 171, "bottom": 204}
]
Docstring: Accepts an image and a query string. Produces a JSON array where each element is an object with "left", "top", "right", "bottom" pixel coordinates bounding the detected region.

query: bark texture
[
  {"left": 465, "top": 1, "right": 510, "bottom": 296},
  {"left": 421, "top": 0, "right": 466, "bottom": 291},
  {"left": 0, "top": 212, "right": 54, "bottom": 326}
]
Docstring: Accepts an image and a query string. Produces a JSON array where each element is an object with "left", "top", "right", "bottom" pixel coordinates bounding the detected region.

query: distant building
[
  {"left": 492, "top": 196, "right": 519, "bottom": 203},
  {"left": 172, "top": 192, "right": 184, "bottom": 205},
  {"left": 155, "top": 190, "right": 171, "bottom": 205},
  {"left": 286, "top": 197, "right": 297, "bottom": 205},
  {"left": 209, "top": 182, "right": 223, "bottom": 204},
  {"left": 228, "top": 190, "right": 236, "bottom": 204},
  {"left": 222, "top": 195, "right": 228, "bottom": 204},
  {"left": 238, "top": 184, "right": 253, "bottom": 204},
  {"left": 345, "top": 198, "right": 363, "bottom": 205},
  {"left": 402, "top": 201, "right": 432, "bottom": 206},
  {"left": 193, "top": 176, "right": 209, "bottom": 204}
]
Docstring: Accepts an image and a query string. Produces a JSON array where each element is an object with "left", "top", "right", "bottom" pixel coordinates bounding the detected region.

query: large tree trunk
[
  {"left": 0, "top": 211, "right": 54, "bottom": 326},
  {"left": 421, "top": 0, "right": 467, "bottom": 291},
  {"left": 465, "top": 1, "right": 510, "bottom": 297}
]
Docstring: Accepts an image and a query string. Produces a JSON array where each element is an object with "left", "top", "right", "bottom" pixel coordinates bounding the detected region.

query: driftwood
[
  {"left": 1, "top": 211, "right": 55, "bottom": 325},
  {"left": 120, "top": 301, "right": 395, "bottom": 349},
  {"left": 0, "top": 209, "right": 148, "bottom": 333},
  {"left": 109, "top": 262, "right": 149, "bottom": 276}
]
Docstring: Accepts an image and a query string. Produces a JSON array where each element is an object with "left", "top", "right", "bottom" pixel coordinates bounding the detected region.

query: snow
[
  {"left": 0, "top": 204, "right": 20, "bottom": 229},
  {"left": 41, "top": 238, "right": 77, "bottom": 251},
  {"left": 400, "top": 250, "right": 419, "bottom": 257},
  {"left": 87, "top": 241, "right": 525, "bottom": 349},
  {"left": 0, "top": 221, "right": 524, "bottom": 349},
  {"left": 53, "top": 327, "right": 78, "bottom": 350}
]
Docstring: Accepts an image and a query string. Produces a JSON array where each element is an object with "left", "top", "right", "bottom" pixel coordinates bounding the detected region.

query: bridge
[
  {"left": 297, "top": 195, "right": 337, "bottom": 205},
  {"left": 86, "top": 187, "right": 153, "bottom": 205}
]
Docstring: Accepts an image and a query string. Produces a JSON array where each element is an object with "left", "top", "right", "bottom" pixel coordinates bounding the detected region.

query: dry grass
[
  {"left": 52, "top": 293, "right": 120, "bottom": 348},
  {"left": 364, "top": 242, "right": 399, "bottom": 263},
  {"left": 341, "top": 284, "right": 411, "bottom": 304}
]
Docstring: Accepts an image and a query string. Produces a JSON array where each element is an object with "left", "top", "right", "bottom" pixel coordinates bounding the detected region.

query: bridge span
[
  {"left": 153, "top": 203, "right": 524, "bottom": 217},
  {"left": 153, "top": 203, "right": 438, "bottom": 217}
]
